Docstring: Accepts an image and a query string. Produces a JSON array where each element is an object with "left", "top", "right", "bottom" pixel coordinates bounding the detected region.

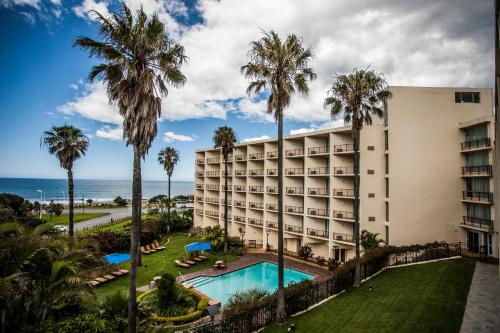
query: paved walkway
[
  {"left": 72, "top": 207, "right": 132, "bottom": 231},
  {"left": 460, "top": 262, "right": 500, "bottom": 333}
]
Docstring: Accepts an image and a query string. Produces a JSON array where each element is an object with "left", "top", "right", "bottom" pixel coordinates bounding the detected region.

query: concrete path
[
  {"left": 72, "top": 207, "right": 132, "bottom": 231},
  {"left": 460, "top": 262, "right": 500, "bottom": 333}
]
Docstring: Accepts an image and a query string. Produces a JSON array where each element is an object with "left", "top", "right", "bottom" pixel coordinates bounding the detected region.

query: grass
[
  {"left": 95, "top": 233, "right": 240, "bottom": 299},
  {"left": 263, "top": 259, "right": 475, "bottom": 333},
  {"left": 43, "top": 212, "right": 109, "bottom": 225}
]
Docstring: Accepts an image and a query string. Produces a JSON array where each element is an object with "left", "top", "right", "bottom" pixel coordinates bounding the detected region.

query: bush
[
  {"left": 38, "top": 314, "right": 113, "bottom": 333},
  {"left": 113, "top": 196, "right": 127, "bottom": 207},
  {"left": 315, "top": 256, "right": 326, "bottom": 266},
  {"left": 89, "top": 230, "right": 128, "bottom": 253},
  {"left": 327, "top": 258, "right": 340, "bottom": 271},
  {"left": 298, "top": 244, "right": 313, "bottom": 260},
  {"left": 157, "top": 273, "right": 177, "bottom": 309}
]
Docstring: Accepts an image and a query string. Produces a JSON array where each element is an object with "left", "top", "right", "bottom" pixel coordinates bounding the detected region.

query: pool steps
[{"left": 185, "top": 276, "right": 214, "bottom": 288}]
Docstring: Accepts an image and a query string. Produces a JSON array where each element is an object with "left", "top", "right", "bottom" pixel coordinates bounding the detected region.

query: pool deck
[{"left": 176, "top": 252, "right": 333, "bottom": 284}]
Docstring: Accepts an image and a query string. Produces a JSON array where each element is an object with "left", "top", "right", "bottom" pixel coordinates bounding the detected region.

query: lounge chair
[
  {"left": 103, "top": 274, "right": 116, "bottom": 280},
  {"left": 141, "top": 246, "right": 151, "bottom": 254},
  {"left": 198, "top": 252, "right": 208, "bottom": 260},
  {"left": 118, "top": 269, "right": 129, "bottom": 274},
  {"left": 146, "top": 245, "right": 157, "bottom": 253},
  {"left": 154, "top": 241, "right": 166, "bottom": 250},
  {"left": 192, "top": 257, "right": 203, "bottom": 262},
  {"left": 95, "top": 277, "right": 108, "bottom": 283},
  {"left": 112, "top": 271, "right": 125, "bottom": 276},
  {"left": 87, "top": 280, "right": 100, "bottom": 286},
  {"left": 175, "top": 260, "right": 190, "bottom": 268},
  {"left": 184, "top": 258, "right": 196, "bottom": 265}
]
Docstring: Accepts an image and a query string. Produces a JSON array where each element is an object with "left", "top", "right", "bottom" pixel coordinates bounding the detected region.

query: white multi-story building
[{"left": 193, "top": 86, "right": 497, "bottom": 261}]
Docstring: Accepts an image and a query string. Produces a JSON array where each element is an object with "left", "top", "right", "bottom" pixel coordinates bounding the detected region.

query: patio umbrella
[{"left": 184, "top": 242, "right": 212, "bottom": 257}]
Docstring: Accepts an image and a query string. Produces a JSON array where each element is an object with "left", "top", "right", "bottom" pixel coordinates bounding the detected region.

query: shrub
[
  {"left": 113, "top": 196, "right": 127, "bottom": 207},
  {"left": 327, "top": 258, "right": 340, "bottom": 271},
  {"left": 315, "top": 256, "right": 326, "bottom": 266},
  {"left": 38, "top": 314, "right": 113, "bottom": 333},
  {"left": 225, "top": 288, "right": 269, "bottom": 314},
  {"left": 298, "top": 244, "right": 313, "bottom": 260},
  {"left": 157, "top": 273, "right": 177, "bottom": 309},
  {"left": 89, "top": 231, "right": 127, "bottom": 253}
]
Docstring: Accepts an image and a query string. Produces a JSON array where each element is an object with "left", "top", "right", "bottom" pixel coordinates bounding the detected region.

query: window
[
  {"left": 384, "top": 130, "right": 389, "bottom": 150},
  {"left": 455, "top": 92, "right": 480, "bottom": 103},
  {"left": 385, "top": 226, "right": 389, "bottom": 245},
  {"left": 383, "top": 101, "right": 388, "bottom": 127},
  {"left": 385, "top": 202, "right": 389, "bottom": 221},
  {"left": 385, "top": 155, "right": 389, "bottom": 174},
  {"left": 385, "top": 178, "right": 389, "bottom": 198},
  {"left": 333, "top": 248, "right": 346, "bottom": 263}
]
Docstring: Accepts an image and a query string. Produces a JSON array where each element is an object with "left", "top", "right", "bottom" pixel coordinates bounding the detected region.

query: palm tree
[
  {"left": 74, "top": 5, "right": 186, "bottom": 332},
  {"left": 42, "top": 125, "right": 89, "bottom": 244},
  {"left": 324, "top": 68, "right": 391, "bottom": 287},
  {"left": 157, "top": 147, "right": 179, "bottom": 234},
  {"left": 360, "top": 229, "right": 385, "bottom": 252},
  {"left": 213, "top": 126, "right": 237, "bottom": 253},
  {"left": 241, "top": 31, "right": 316, "bottom": 322}
]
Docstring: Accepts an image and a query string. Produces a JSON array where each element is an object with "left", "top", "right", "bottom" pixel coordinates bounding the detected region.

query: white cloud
[
  {"left": 290, "top": 120, "right": 345, "bottom": 135},
  {"left": 242, "top": 135, "right": 271, "bottom": 143},
  {"left": 0, "top": 0, "right": 41, "bottom": 10},
  {"left": 163, "top": 131, "right": 195, "bottom": 143},
  {"left": 95, "top": 125, "right": 123, "bottom": 141},
  {"left": 73, "top": 0, "right": 109, "bottom": 21},
  {"left": 68, "top": 83, "right": 79, "bottom": 90}
]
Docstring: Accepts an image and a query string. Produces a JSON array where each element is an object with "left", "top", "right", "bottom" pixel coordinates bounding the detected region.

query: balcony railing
[
  {"left": 333, "top": 144, "right": 354, "bottom": 153},
  {"left": 332, "top": 210, "right": 354, "bottom": 220},
  {"left": 286, "top": 187, "right": 304, "bottom": 195},
  {"left": 220, "top": 213, "right": 231, "bottom": 220},
  {"left": 248, "top": 169, "right": 264, "bottom": 176},
  {"left": 267, "top": 151, "right": 278, "bottom": 158},
  {"left": 308, "top": 167, "right": 329, "bottom": 175},
  {"left": 196, "top": 159, "right": 205, "bottom": 164},
  {"left": 461, "top": 138, "right": 491, "bottom": 151},
  {"left": 267, "top": 169, "right": 277, "bottom": 176},
  {"left": 248, "top": 202, "right": 264, "bottom": 210},
  {"left": 221, "top": 185, "right": 232, "bottom": 191},
  {"left": 462, "top": 165, "right": 493, "bottom": 176},
  {"left": 333, "top": 166, "right": 355, "bottom": 175},
  {"left": 266, "top": 203, "right": 278, "bottom": 212},
  {"left": 307, "top": 228, "right": 328, "bottom": 238},
  {"left": 286, "top": 148, "right": 304, "bottom": 157},
  {"left": 206, "top": 157, "right": 220, "bottom": 164},
  {"left": 205, "top": 197, "right": 219, "bottom": 204},
  {"left": 234, "top": 200, "right": 246, "bottom": 208},
  {"left": 285, "top": 168, "right": 304, "bottom": 176},
  {"left": 221, "top": 199, "right": 231, "bottom": 206},
  {"left": 195, "top": 196, "right": 203, "bottom": 202},
  {"left": 332, "top": 188, "right": 354, "bottom": 197},
  {"left": 249, "top": 152, "right": 264, "bottom": 160},
  {"left": 222, "top": 170, "right": 232, "bottom": 176},
  {"left": 267, "top": 186, "right": 278, "bottom": 194},
  {"left": 308, "top": 188, "right": 328, "bottom": 196},
  {"left": 234, "top": 170, "right": 246, "bottom": 176},
  {"left": 249, "top": 185, "right": 264, "bottom": 193},
  {"left": 285, "top": 205, "right": 304, "bottom": 214},
  {"left": 234, "top": 185, "right": 246, "bottom": 192},
  {"left": 248, "top": 218, "right": 263, "bottom": 226},
  {"left": 196, "top": 171, "right": 204, "bottom": 177},
  {"left": 234, "top": 215, "right": 246, "bottom": 223},
  {"left": 462, "top": 216, "right": 493, "bottom": 231},
  {"left": 205, "top": 184, "right": 219, "bottom": 190},
  {"left": 462, "top": 191, "right": 493, "bottom": 203},
  {"left": 285, "top": 224, "right": 303, "bottom": 233},
  {"left": 195, "top": 209, "right": 203, "bottom": 215},
  {"left": 267, "top": 221, "right": 278, "bottom": 229},
  {"left": 235, "top": 154, "right": 246, "bottom": 161},
  {"left": 332, "top": 232, "right": 354, "bottom": 243},
  {"left": 196, "top": 184, "right": 204, "bottom": 190},
  {"left": 205, "top": 210, "right": 218, "bottom": 217},
  {"left": 206, "top": 171, "right": 220, "bottom": 177},
  {"left": 308, "top": 146, "right": 328, "bottom": 155},
  {"left": 308, "top": 208, "right": 328, "bottom": 217}
]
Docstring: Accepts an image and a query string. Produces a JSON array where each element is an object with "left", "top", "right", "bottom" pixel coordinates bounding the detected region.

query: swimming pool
[
  {"left": 104, "top": 253, "right": 131, "bottom": 264},
  {"left": 186, "top": 261, "right": 314, "bottom": 306}
]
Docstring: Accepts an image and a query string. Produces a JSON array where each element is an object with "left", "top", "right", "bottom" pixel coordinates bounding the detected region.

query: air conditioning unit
[
  {"left": 337, "top": 148, "right": 343, "bottom": 152},
  {"left": 311, "top": 150, "right": 317, "bottom": 154},
  {"left": 288, "top": 152, "right": 294, "bottom": 156},
  {"left": 336, "top": 169, "right": 344, "bottom": 174},
  {"left": 310, "top": 170, "right": 317, "bottom": 175},
  {"left": 310, "top": 190, "right": 317, "bottom": 195},
  {"left": 287, "top": 207, "right": 293, "bottom": 212},
  {"left": 336, "top": 191, "right": 343, "bottom": 196},
  {"left": 310, "top": 230, "right": 316, "bottom": 236},
  {"left": 310, "top": 210, "right": 317, "bottom": 215},
  {"left": 336, "top": 235, "right": 342, "bottom": 241},
  {"left": 269, "top": 188, "right": 274, "bottom": 193},
  {"left": 288, "top": 189, "right": 293, "bottom": 194},
  {"left": 269, "top": 171, "right": 275, "bottom": 175},
  {"left": 337, "top": 213, "right": 343, "bottom": 218}
]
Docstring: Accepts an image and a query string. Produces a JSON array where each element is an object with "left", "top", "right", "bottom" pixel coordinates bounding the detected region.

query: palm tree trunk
[
  {"left": 167, "top": 175, "right": 171, "bottom": 234},
  {"left": 128, "top": 147, "right": 142, "bottom": 333},
  {"left": 353, "top": 129, "right": 361, "bottom": 287},
  {"left": 276, "top": 108, "right": 286, "bottom": 323},
  {"left": 1, "top": 307, "right": 5, "bottom": 333},
  {"left": 67, "top": 168, "right": 74, "bottom": 245},
  {"left": 224, "top": 156, "right": 228, "bottom": 253}
]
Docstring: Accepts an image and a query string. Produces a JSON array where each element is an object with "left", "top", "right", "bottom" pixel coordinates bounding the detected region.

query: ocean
[{"left": 0, "top": 178, "right": 195, "bottom": 203}]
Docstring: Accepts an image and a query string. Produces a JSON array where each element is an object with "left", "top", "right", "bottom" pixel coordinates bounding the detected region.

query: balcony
[
  {"left": 333, "top": 144, "right": 354, "bottom": 154},
  {"left": 222, "top": 170, "right": 232, "bottom": 177},
  {"left": 332, "top": 232, "right": 354, "bottom": 245},
  {"left": 267, "top": 221, "right": 278, "bottom": 229},
  {"left": 308, "top": 167, "right": 329, "bottom": 176},
  {"left": 308, "top": 188, "right": 328, "bottom": 196},
  {"left": 248, "top": 218, "right": 263, "bottom": 226},
  {"left": 248, "top": 169, "right": 264, "bottom": 177},
  {"left": 234, "top": 215, "right": 246, "bottom": 224},
  {"left": 307, "top": 208, "right": 328, "bottom": 218},
  {"left": 248, "top": 152, "right": 264, "bottom": 160},
  {"left": 285, "top": 168, "right": 304, "bottom": 176},
  {"left": 205, "top": 184, "right": 219, "bottom": 191},
  {"left": 286, "top": 148, "right": 304, "bottom": 157},
  {"left": 220, "top": 213, "right": 231, "bottom": 221},
  {"left": 461, "top": 165, "right": 493, "bottom": 177},
  {"left": 461, "top": 138, "right": 491, "bottom": 152},
  {"left": 221, "top": 185, "right": 232, "bottom": 191},
  {"left": 196, "top": 159, "right": 205, "bottom": 165},
  {"left": 267, "top": 151, "right": 278, "bottom": 159},
  {"left": 248, "top": 202, "right": 264, "bottom": 210},
  {"left": 332, "top": 188, "right": 354, "bottom": 198},
  {"left": 286, "top": 187, "right": 304, "bottom": 195},
  {"left": 234, "top": 200, "right": 246, "bottom": 208},
  {"left": 234, "top": 170, "right": 246, "bottom": 177},
  {"left": 285, "top": 224, "right": 303, "bottom": 234},
  {"left": 205, "top": 197, "right": 219, "bottom": 205},
  {"left": 266, "top": 203, "right": 278, "bottom": 212},
  {"left": 234, "top": 185, "right": 246, "bottom": 192},
  {"left": 306, "top": 228, "right": 328, "bottom": 238},
  {"left": 267, "top": 169, "right": 277, "bottom": 176},
  {"left": 221, "top": 199, "right": 232, "bottom": 206},
  {"left": 205, "top": 171, "right": 220, "bottom": 177},
  {"left": 195, "top": 184, "right": 204, "bottom": 190},
  {"left": 205, "top": 210, "right": 218, "bottom": 218},
  {"left": 235, "top": 154, "right": 246, "bottom": 162},
  {"left": 195, "top": 209, "right": 203, "bottom": 215},
  {"left": 206, "top": 157, "right": 220, "bottom": 164},
  {"left": 195, "top": 196, "right": 203, "bottom": 203},
  {"left": 461, "top": 216, "right": 493, "bottom": 231},
  {"left": 267, "top": 186, "right": 278, "bottom": 195},
  {"left": 248, "top": 185, "right": 264, "bottom": 193},
  {"left": 285, "top": 205, "right": 304, "bottom": 215},
  {"left": 308, "top": 146, "right": 329, "bottom": 155},
  {"left": 333, "top": 166, "right": 355, "bottom": 176},
  {"left": 332, "top": 210, "right": 355, "bottom": 222},
  {"left": 462, "top": 191, "right": 493, "bottom": 204},
  {"left": 196, "top": 171, "right": 204, "bottom": 177}
]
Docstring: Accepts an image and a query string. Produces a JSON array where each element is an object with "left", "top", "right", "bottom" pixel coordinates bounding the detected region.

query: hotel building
[{"left": 193, "top": 86, "right": 498, "bottom": 261}]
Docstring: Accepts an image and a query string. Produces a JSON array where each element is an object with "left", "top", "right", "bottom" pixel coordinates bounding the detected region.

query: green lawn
[
  {"left": 95, "top": 234, "right": 239, "bottom": 299},
  {"left": 264, "top": 259, "right": 475, "bottom": 333},
  {"left": 43, "top": 212, "right": 109, "bottom": 225}
]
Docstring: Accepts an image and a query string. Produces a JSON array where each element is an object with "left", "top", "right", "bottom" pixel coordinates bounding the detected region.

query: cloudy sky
[{"left": 0, "top": 0, "right": 495, "bottom": 181}]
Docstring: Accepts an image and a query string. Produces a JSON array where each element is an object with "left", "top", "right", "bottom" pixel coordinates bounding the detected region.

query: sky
[{"left": 0, "top": 0, "right": 495, "bottom": 182}]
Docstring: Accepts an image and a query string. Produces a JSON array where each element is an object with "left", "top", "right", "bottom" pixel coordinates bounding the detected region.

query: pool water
[
  {"left": 104, "top": 253, "right": 131, "bottom": 264},
  {"left": 186, "top": 261, "right": 314, "bottom": 306}
]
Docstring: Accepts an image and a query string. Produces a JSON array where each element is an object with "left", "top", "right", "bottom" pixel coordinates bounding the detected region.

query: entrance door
[{"left": 467, "top": 231, "right": 479, "bottom": 253}]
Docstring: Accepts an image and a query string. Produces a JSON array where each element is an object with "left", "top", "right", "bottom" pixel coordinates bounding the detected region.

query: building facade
[{"left": 193, "top": 86, "right": 498, "bottom": 261}]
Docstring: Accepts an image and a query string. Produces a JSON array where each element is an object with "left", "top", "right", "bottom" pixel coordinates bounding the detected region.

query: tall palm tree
[
  {"left": 324, "top": 68, "right": 391, "bottom": 287},
  {"left": 41, "top": 125, "right": 89, "bottom": 244},
  {"left": 74, "top": 5, "right": 186, "bottom": 332},
  {"left": 213, "top": 126, "right": 237, "bottom": 253},
  {"left": 241, "top": 31, "right": 316, "bottom": 322},
  {"left": 157, "top": 147, "right": 179, "bottom": 234}
]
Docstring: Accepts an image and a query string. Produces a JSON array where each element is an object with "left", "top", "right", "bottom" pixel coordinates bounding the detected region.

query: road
[{"left": 69, "top": 207, "right": 133, "bottom": 231}]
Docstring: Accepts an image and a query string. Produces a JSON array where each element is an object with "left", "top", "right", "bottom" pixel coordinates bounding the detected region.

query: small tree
[
  {"left": 156, "top": 273, "right": 177, "bottom": 309},
  {"left": 360, "top": 229, "right": 385, "bottom": 252},
  {"left": 298, "top": 244, "right": 313, "bottom": 260},
  {"left": 114, "top": 196, "right": 127, "bottom": 207}
]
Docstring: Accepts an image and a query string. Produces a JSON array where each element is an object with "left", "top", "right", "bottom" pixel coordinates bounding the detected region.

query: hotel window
[
  {"left": 333, "top": 248, "right": 346, "bottom": 263},
  {"left": 385, "top": 226, "right": 389, "bottom": 245},
  {"left": 385, "top": 202, "right": 389, "bottom": 221},
  {"left": 383, "top": 101, "right": 388, "bottom": 127},
  {"left": 385, "top": 155, "right": 389, "bottom": 174},
  {"left": 455, "top": 92, "right": 480, "bottom": 103},
  {"left": 385, "top": 178, "right": 389, "bottom": 198},
  {"left": 384, "top": 130, "right": 388, "bottom": 150}
]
